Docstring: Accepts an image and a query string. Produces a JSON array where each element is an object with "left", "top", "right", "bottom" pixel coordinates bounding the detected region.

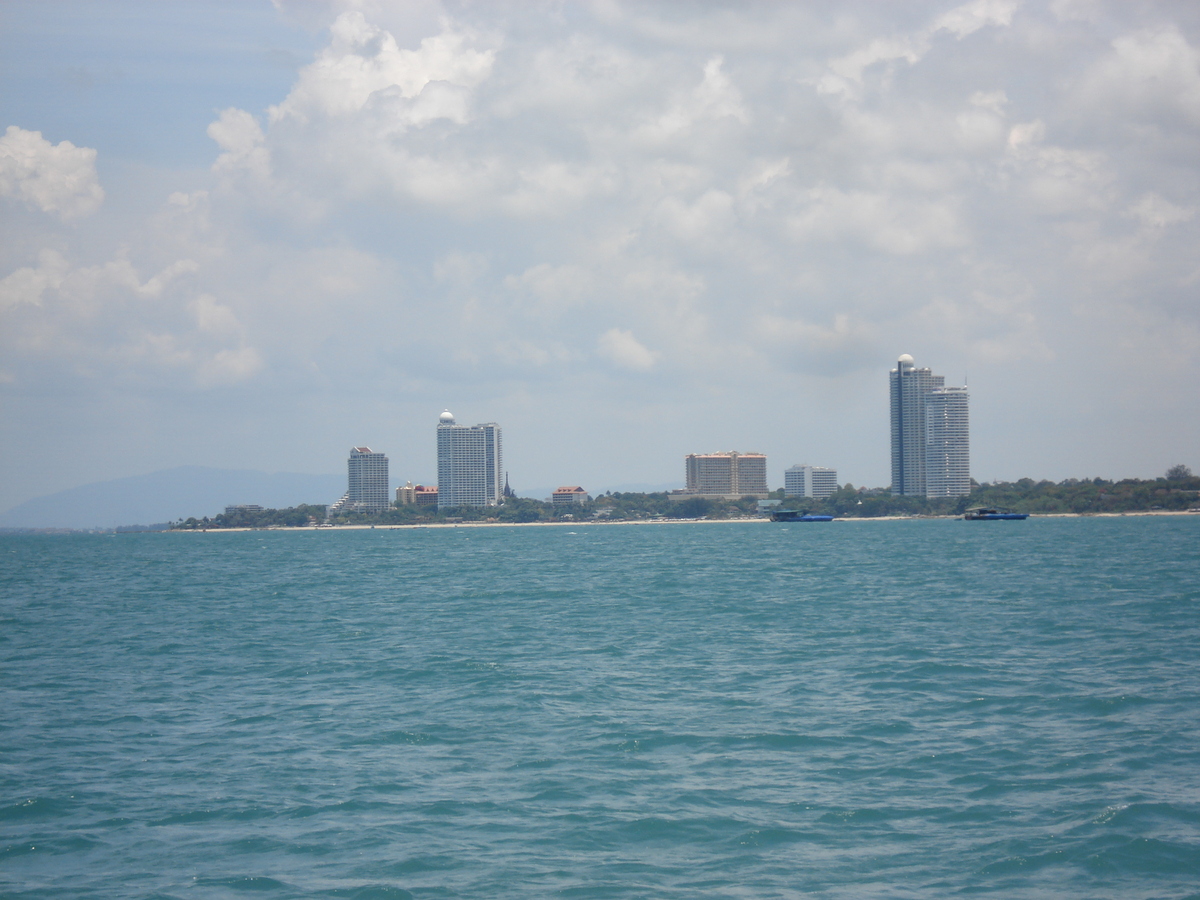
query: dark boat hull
[{"left": 963, "top": 508, "right": 1029, "bottom": 520}]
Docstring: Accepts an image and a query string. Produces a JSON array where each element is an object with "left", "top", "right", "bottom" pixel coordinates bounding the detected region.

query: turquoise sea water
[{"left": 2, "top": 517, "right": 1199, "bottom": 899}]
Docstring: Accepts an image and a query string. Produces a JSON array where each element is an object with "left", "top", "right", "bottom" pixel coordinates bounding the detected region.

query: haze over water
[{"left": 3, "top": 517, "right": 1199, "bottom": 898}]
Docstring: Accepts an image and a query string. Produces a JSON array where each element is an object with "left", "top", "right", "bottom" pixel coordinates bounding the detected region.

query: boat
[
  {"left": 770, "top": 509, "right": 834, "bottom": 522},
  {"left": 963, "top": 507, "right": 1029, "bottom": 520}
]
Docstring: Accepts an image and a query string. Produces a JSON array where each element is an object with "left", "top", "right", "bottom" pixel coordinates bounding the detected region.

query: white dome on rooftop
[
  {"left": 439, "top": 409, "right": 455, "bottom": 424},
  {"left": 898, "top": 353, "right": 915, "bottom": 366}
]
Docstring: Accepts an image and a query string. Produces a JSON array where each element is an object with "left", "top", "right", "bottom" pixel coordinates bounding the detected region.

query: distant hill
[{"left": 0, "top": 467, "right": 345, "bottom": 529}]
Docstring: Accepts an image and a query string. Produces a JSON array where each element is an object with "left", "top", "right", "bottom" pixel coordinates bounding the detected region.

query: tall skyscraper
[
  {"left": 684, "top": 452, "right": 769, "bottom": 497},
  {"left": 925, "top": 386, "right": 970, "bottom": 498},
  {"left": 890, "top": 354, "right": 969, "bottom": 497},
  {"left": 436, "top": 411, "right": 503, "bottom": 509},
  {"left": 347, "top": 447, "right": 390, "bottom": 512}
]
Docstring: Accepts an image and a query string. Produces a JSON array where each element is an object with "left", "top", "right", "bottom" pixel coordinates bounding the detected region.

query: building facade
[
  {"left": 347, "top": 447, "right": 390, "bottom": 513},
  {"left": 552, "top": 486, "right": 589, "bottom": 508},
  {"left": 784, "top": 465, "right": 838, "bottom": 499},
  {"left": 889, "top": 354, "right": 969, "bottom": 498},
  {"left": 436, "top": 411, "right": 503, "bottom": 510},
  {"left": 925, "top": 386, "right": 971, "bottom": 498},
  {"left": 684, "top": 452, "right": 769, "bottom": 498}
]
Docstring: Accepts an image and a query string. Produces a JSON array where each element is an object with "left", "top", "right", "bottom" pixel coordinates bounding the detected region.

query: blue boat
[
  {"left": 963, "top": 507, "right": 1029, "bottom": 520},
  {"left": 770, "top": 510, "right": 834, "bottom": 522}
]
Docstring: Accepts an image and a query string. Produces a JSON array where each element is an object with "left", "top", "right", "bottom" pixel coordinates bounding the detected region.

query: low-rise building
[
  {"left": 396, "top": 481, "right": 439, "bottom": 508},
  {"left": 784, "top": 465, "right": 838, "bottom": 499},
  {"left": 552, "top": 486, "right": 589, "bottom": 508}
]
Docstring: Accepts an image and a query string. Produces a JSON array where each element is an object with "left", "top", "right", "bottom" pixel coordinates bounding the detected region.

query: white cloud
[
  {"left": 789, "top": 185, "right": 965, "bottom": 254},
  {"left": 597, "top": 328, "right": 657, "bottom": 371},
  {"left": 208, "top": 108, "right": 270, "bottom": 181},
  {"left": 196, "top": 346, "right": 264, "bottom": 387},
  {"left": 0, "top": 249, "right": 69, "bottom": 309},
  {"left": 1004, "top": 120, "right": 1113, "bottom": 214},
  {"left": 1126, "top": 192, "right": 1194, "bottom": 230},
  {"left": 269, "top": 11, "right": 494, "bottom": 124},
  {"left": 1078, "top": 26, "right": 1200, "bottom": 124},
  {"left": 818, "top": 0, "right": 1017, "bottom": 99},
  {"left": 0, "top": 126, "right": 104, "bottom": 219},
  {"left": 5, "top": 2, "right": 1200, "bottom": 505},
  {"left": 0, "top": 248, "right": 258, "bottom": 388}
]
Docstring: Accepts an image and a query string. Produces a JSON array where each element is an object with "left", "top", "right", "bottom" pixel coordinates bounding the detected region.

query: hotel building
[
  {"left": 784, "top": 465, "right": 838, "bottom": 499},
  {"left": 436, "top": 411, "right": 503, "bottom": 510},
  {"left": 889, "top": 354, "right": 969, "bottom": 498},
  {"left": 347, "top": 447, "right": 390, "bottom": 513},
  {"left": 552, "top": 486, "right": 589, "bottom": 508},
  {"left": 684, "top": 452, "right": 769, "bottom": 498}
]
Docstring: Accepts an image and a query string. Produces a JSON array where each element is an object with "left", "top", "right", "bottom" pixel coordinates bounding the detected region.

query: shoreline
[{"left": 166, "top": 507, "right": 1200, "bottom": 533}]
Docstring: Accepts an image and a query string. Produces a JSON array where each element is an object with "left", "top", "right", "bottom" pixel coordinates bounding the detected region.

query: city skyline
[{"left": 2, "top": 2, "right": 1198, "bottom": 513}]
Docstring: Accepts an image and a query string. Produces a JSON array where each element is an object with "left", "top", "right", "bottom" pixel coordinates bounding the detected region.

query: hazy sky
[{"left": 2, "top": 0, "right": 1198, "bottom": 509}]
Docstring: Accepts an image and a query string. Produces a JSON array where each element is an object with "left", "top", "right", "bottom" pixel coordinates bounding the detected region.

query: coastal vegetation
[{"left": 170, "top": 468, "right": 1199, "bottom": 528}]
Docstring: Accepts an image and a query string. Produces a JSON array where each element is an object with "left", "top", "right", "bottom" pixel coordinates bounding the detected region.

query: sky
[{"left": 2, "top": 0, "right": 1198, "bottom": 509}]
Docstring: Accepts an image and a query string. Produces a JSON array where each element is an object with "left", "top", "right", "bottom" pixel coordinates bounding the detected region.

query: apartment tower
[
  {"left": 889, "top": 354, "right": 969, "bottom": 497},
  {"left": 347, "top": 447, "right": 390, "bottom": 513},
  {"left": 436, "top": 411, "right": 503, "bottom": 510}
]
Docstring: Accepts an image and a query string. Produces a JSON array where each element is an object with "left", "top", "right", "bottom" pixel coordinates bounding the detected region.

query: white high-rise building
[
  {"left": 925, "top": 386, "right": 970, "bottom": 498},
  {"left": 436, "top": 411, "right": 503, "bottom": 510},
  {"left": 347, "top": 447, "right": 390, "bottom": 513},
  {"left": 784, "top": 465, "right": 838, "bottom": 499},
  {"left": 889, "top": 354, "right": 969, "bottom": 498}
]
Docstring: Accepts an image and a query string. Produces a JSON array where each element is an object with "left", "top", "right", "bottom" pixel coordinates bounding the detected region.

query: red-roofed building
[{"left": 552, "top": 486, "right": 589, "bottom": 508}]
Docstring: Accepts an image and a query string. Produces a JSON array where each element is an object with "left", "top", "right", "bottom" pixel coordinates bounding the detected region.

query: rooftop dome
[
  {"left": 439, "top": 409, "right": 455, "bottom": 424},
  {"left": 897, "top": 353, "right": 915, "bottom": 367}
]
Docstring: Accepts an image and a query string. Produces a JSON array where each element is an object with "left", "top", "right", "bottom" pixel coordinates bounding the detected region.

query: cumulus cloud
[
  {"left": 1078, "top": 26, "right": 1200, "bottom": 124},
  {"left": 0, "top": 249, "right": 70, "bottom": 309},
  {"left": 0, "top": 126, "right": 104, "bottom": 219},
  {"left": 597, "top": 328, "right": 658, "bottom": 371},
  {"left": 6, "top": 2, "right": 1200, "bottom": 502},
  {"left": 0, "top": 248, "right": 259, "bottom": 389},
  {"left": 818, "top": 0, "right": 1017, "bottom": 99},
  {"left": 208, "top": 108, "right": 270, "bottom": 181},
  {"left": 269, "top": 11, "right": 494, "bottom": 124}
]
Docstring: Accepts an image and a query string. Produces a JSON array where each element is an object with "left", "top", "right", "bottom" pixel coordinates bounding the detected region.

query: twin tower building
[{"left": 890, "top": 354, "right": 970, "bottom": 497}]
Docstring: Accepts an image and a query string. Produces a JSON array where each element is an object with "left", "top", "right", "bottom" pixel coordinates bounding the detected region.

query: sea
[{"left": 2, "top": 516, "right": 1199, "bottom": 899}]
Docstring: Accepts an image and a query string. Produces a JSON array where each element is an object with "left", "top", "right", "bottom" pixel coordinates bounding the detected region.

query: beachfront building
[
  {"left": 398, "top": 482, "right": 439, "bottom": 507},
  {"left": 552, "top": 486, "right": 590, "bottom": 508},
  {"left": 396, "top": 482, "right": 416, "bottom": 506},
  {"left": 684, "top": 452, "right": 769, "bottom": 499},
  {"left": 224, "top": 504, "right": 263, "bottom": 516},
  {"left": 925, "top": 386, "right": 971, "bottom": 498},
  {"left": 784, "top": 465, "right": 838, "bottom": 499},
  {"left": 890, "top": 354, "right": 969, "bottom": 497},
  {"left": 347, "top": 447, "right": 390, "bottom": 513},
  {"left": 436, "top": 411, "right": 503, "bottom": 510}
]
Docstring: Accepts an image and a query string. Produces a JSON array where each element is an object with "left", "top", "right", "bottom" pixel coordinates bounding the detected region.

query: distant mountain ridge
[{"left": 0, "top": 467, "right": 345, "bottom": 529}]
